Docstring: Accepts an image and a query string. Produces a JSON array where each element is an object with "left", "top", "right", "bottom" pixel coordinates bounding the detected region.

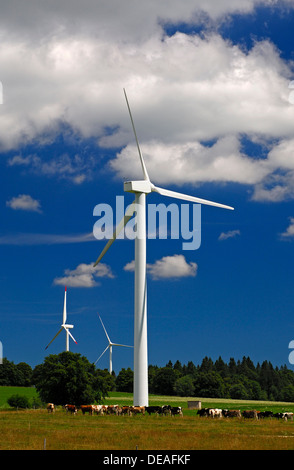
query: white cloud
[
  {"left": 124, "top": 254, "right": 197, "bottom": 280},
  {"left": 0, "top": 3, "right": 294, "bottom": 199},
  {"left": 53, "top": 262, "right": 115, "bottom": 288},
  {"left": 6, "top": 194, "right": 42, "bottom": 213},
  {"left": 0, "top": 1, "right": 276, "bottom": 44},
  {"left": 124, "top": 260, "right": 136, "bottom": 272},
  {"left": 0, "top": 232, "right": 95, "bottom": 245},
  {"left": 280, "top": 217, "right": 294, "bottom": 239},
  {"left": 251, "top": 139, "right": 294, "bottom": 202},
  {"left": 111, "top": 136, "right": 270, "bottom": 186},
  {"left": 7, "top": 153, "right": 95, "bottom": 184},
  {"left": 218, "top": 229, "right": 240, "bottom": 240}
]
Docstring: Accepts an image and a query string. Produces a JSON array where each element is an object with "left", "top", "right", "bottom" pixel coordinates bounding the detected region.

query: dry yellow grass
[{"left": 1, "top": 409, "right": 294, "bottom": 450}]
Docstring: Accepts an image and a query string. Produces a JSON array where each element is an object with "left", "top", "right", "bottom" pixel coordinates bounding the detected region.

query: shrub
[{"left": 7, "top": 394, "right": 30, "bottom": 409}]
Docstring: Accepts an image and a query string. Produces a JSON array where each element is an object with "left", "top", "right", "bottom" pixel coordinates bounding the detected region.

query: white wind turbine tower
[
  {"left": 94, "top": 89, "right": 234, "bottom": 406},
  {"left": 95, "top": 314, "right": 133, "bottom": 374},
  {"left": 45, "top": 286, "right": 78, "bottom": 352}
]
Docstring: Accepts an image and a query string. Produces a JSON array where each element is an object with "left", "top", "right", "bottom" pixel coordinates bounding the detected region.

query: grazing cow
[
  {"left": 121, "top": 406, "right": 132, "bottom": 416},
  {"left": 64, "top": 404, "right": 77, "bottom": 414},
  {"left": 107, "top": 405, "right": 120, "bottom": 415},
  {"left": 197, "top": 408, "right": 210, "bottom": 417},
  {"left": 258, "top": 411, "right": 273, "bottom": 419},
  {"left": 273, "top": 412, "right": 283, "bottom": 419},
  {"left": 170, "top": 406, "right": 183, "bottom": 417},
  {"left": 145, "top": 406, "right": 162, "bottom": 415},
  {"left": 130, "top": 406, "right": 145, "bottom": 415},
  {"left": 47, "top": 403, "right": 55, "bottom": 413},
  {"left": 80, "top": 405, "right": 94, "bottom": 415},
  {"left": 282, "top": 412, "right": 294, "bottom": 421},
  {"left": 92, "top": 405, "right": 104, "bottom": 415},
  {"left": 222, "top": 409, "right": 241, "bottom": 418},
  {"left": 197, "top": 408, "right": 221, "bottom": 418},
  {"left": 208, "top": 408, "right": 222, "bottom": 418},
  {"left": 242, "top": 410, "right": 258, "bottom": 419},
  {"left": 161, "top": 405, "right": 171, "bottom": 415}
]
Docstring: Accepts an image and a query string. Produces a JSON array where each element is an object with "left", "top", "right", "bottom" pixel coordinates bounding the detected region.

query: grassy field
[{"left": 1, "top": 387, "right": 294, "bottom": 450}]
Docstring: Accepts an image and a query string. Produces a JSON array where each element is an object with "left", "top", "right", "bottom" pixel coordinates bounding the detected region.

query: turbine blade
[
  {"left": 152, "top": 186, "right": 234, "bottom": 211},
  {"left": 94, "top": 345, "right": 110, "bottom": 364},
  {"left": 66, "top": 328, "right": 78, "bottom": 345},
  {"left": 63, "top": 286, "right": 67, "bottom": 324},
  {"left": 93, "top": 199, "right": 136, "bottom": 266},
  {"left": 45, "top": 327, "right": 63, "bottom": 350},
  {"left": 123, "top": 88, "right": 150, "bottom": 182},
  {"left": 98, "top": 314, "right": 111, "bottom": 344},
  {"left": 112, "top": 343, "right": 133, "bottom": 348}
]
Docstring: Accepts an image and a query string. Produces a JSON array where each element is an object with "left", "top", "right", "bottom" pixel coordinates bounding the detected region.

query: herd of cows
[
  {"left": 46, "top": 403, "right": 294, "bottom": 420},
  {"left": 46, "top": 403, "right": 183, "bottom": 416},
  {"left": 197, "top": 408, "right": 294, "bottom": 420}
]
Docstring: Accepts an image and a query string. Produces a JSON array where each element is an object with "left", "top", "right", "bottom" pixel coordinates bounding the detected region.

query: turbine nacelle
[{"left": 124, "top": 180, "right": 153, "bottom": 194}]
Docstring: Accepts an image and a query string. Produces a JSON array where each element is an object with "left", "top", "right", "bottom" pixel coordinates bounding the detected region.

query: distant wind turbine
[
  {"left": 45, "top": 286, "right": 78, "bottom": 352},
  {"left": 93, "top": 89, "right": 234, "bottom": 406},
  {"left": 95, "top": 314, "right": 133, "bottom": 374}
]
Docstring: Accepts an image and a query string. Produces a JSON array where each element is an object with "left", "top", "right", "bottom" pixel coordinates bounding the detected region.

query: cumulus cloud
[
  {"left": 0, "top": 2, "right": 294, "bottom": 200},
  {"left": 7, "top": 153, "right": 94, "bottom": 184},
  {"left": 6, "top": 194, "right": 42, "bottom": 213},
  {"left": 111, "top": 136, "right": 270, "bottom": 186},
  {"left": 0, "top": 1, "right": 275, "bottom": 44},
  {"left": 124, "top": 254, "right": 197, "bottom": 280},
  {"left": 218, "top": 229, "right": 240, "bottom": 240},
  {"left": 279, "top": 217, "right": 294, "bottom": 240},
  {"left": 53, "top": 262, "right": 115, "bottom": 288},
  {"left": 251, "top": 139, "right": 294, "bottom": 202}
]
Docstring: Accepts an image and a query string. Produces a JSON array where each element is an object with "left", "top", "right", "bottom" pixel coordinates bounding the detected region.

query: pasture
[{"left": 1, "top": 388, "right": 294, "bottom": 450}]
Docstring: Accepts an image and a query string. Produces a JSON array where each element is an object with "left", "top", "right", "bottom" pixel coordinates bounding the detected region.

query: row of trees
[
  {"left": 2, "top": 354, "right": 294, "bottom": 403},
  {"left": 118, "top": 357, "right": 294, "bottom": 402}
]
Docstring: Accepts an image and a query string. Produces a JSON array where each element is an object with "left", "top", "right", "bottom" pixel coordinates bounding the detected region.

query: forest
[{"left": 1, "top": 355, "right": 294, "bottom": 402}]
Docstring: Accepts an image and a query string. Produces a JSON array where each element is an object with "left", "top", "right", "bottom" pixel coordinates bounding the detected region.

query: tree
[
  {"left": 116, "top": 368, "right": 133, "bottom": 392},
  {"left": 280, "top": 384, "right": 294, "bottom": 402},
  {"left": 229, "top": 383, "right": 248, "bottom": 400},
  {"left": 0, "top": 358, "right": 17, "bottom": 385},
  {"left": 193, "top": 371, "right": 225, "bottom": 398},
  {"left": 32, "top": 352, "right": 107, "bottom": 405},
  {"left": 151, "top": 367, "right": 180, "bottom": 395},
  {"left": 173, "top": 375, "right": 195, "bottom": 397},
  {"left": 15, "top": 362, "right": 33, "bottom": 386}
]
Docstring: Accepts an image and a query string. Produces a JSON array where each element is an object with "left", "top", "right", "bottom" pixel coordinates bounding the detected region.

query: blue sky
[{"left": 1, "top": 1, "right": 294, "bottom": 373}]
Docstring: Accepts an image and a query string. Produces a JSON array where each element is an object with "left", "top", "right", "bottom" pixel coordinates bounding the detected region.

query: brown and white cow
[
  {"left": 130, "top": 406, "right": 145, "bottom": 415},
  {"left": 222, "top": 409, "right": 241, "bottom": 418},
  {"left": 80, "top": 405, "right": 94, "bottom": 415},
  {"left": 64, "top": 404, "right": 77, "bottom": 414},
  {"left": 242, "top": 410, "right": 258, "bottom": 419},
  {"left": 47, "top": 403, "right": 55, "bottom": 413}
]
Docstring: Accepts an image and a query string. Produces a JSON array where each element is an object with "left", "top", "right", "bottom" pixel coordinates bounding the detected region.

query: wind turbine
[
  {"left": 95, "top": 314, "right": 133, "bottom": 374},
  {"left": 94, "top": 89, "right": 234, "bottom": 406},
  {"left": 45, "top": 286, "right": 78, "bottom": 352}
]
